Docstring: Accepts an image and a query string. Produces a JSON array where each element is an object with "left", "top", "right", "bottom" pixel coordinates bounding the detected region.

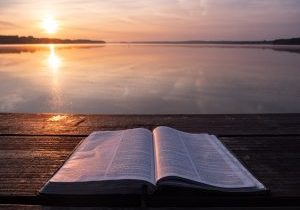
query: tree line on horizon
[
  {"left": 0, "top": 35, "right": 105, "bottom": 44},
  {"left": 0, "top": 35, "right": 299, "bottom": 45}
]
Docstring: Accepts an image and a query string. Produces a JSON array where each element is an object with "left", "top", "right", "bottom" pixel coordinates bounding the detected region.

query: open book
[{"left": 40, "top": 127, "right": 265, "bottom": 195}]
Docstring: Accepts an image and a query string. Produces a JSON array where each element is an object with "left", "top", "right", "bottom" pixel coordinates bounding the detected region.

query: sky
[{"left": 0, "top": 0, "right": 300, "bottom": 41}]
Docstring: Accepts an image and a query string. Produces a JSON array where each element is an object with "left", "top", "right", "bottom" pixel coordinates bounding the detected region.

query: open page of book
[
  {"left": 153, "top": 127, "right": 265, "bottom": 190},
  {"left": 47, "top": 128, "right": 155, "bottom": 185}
]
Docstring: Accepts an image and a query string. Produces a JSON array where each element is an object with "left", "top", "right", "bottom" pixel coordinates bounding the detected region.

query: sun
[{"left": 42, "top": 16, "right": 58, "bottom": 34}]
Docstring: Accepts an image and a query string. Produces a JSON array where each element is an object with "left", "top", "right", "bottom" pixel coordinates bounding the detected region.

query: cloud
[
  {"left": 0, "top": 0, "right": 300, "bottom": 40},
  {"left": 0, "top": 21, "right": 18, "bottom": 28},
  {"left": 177, "top": 0, "right": 208, "bottom": 15}
]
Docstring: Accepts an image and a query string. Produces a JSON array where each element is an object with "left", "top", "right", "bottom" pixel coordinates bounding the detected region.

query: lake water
[{"left": 0, "top": 44, "right": 299, "bottom": 114}]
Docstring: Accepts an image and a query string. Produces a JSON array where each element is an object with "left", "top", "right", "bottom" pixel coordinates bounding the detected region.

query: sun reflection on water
[
  {"left": 48, "top": 44, "right": 61, "bottom": 71},
  {"left": 47, "top": 44, "right": 64, "bottom": 112}
]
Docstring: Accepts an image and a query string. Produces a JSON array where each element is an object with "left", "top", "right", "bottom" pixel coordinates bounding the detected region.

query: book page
[
  {"left": 154, "top": 127, "right": 263, "bottom": 189},
  {"left": 50, "top": 128, "right": 155, "bottom": 185},
  {"left": 153, "top": 127, "right": 201, "bottom": 182}
]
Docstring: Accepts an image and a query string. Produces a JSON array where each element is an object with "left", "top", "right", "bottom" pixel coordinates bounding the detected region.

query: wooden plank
[
  {"left": 0, "top": 135, "right": 300, "bottom": 206},
  {"left": 0, "top": 114, "right": 300, "bottom": 207},
  {"left": 0, "top": 136, "right": 81, "bottom": 196},
  {"left": 1, "top": 205, "right": 300, "bottom": 210},
  {"left": 0, "top": 205, "right": 41, "bottom": 210},
  {"left": 0, "top": 113, "right": 300, "bottom": 136},
  {"left": 221, "top": 136, "right": 300, "bottom": 197},
  {"left": 146, "top": 137, "right": 300, "bottom": 207}
]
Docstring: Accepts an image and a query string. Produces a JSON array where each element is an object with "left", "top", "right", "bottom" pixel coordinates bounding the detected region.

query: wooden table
[{"left": 0, "top": 113, "right": 300, "bottom": 209}]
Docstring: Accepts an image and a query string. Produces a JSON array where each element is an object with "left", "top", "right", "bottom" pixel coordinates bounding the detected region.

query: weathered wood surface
[
  {"left": 1, "top": 204, "right": 300, "bottom": 210},
  {"left": 0, "top": 113, "right": 300, "bottom": 207},
  {"left": 1, "top": 113, "right": 300, "bottom": 136},
  {"left": 0, "top": 136, "right": 81, "bottom": 196}
]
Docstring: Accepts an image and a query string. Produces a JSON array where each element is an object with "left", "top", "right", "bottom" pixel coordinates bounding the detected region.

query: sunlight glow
[
  {"left": 42, "top": 16, "right": 58, "bottom": 34},
  {"left": 48, "top": 45, "right": 61, "bottom": 71},
  {"left": 48, "top": 115, "right": 67, "bottom": 122}
]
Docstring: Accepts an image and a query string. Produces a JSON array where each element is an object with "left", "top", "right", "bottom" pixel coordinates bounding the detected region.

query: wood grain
[
  {"left": 0, "top": 113, "right": 300, "bottom": 136},
  {"left": 0, "top": 113, "right": 299, "bottom": 207}
]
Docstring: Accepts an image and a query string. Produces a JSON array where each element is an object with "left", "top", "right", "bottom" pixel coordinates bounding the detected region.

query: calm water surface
[{"left": 0, "top": 44, "right": 299, "bottom": 114}]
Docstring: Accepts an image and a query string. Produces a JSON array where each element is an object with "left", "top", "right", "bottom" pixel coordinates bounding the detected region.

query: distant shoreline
[
  {"left": 0, "top": 35, "right": 300, "bottom": 45},
  {"left": 117, "top": 38, "right": 300, "bottom": 45},
  {"left": 0, "top": 35, "right": 105, "bottom": 44}
]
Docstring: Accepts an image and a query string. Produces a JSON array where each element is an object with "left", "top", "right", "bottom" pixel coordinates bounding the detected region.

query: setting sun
[{"left": 42, "top": 16, "right": 58, "bottom": 34}]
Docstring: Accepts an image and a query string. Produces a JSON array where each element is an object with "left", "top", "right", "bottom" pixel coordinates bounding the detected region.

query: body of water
[{"left": 0, "top": 44, "right": 299, "bottom": 114}]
